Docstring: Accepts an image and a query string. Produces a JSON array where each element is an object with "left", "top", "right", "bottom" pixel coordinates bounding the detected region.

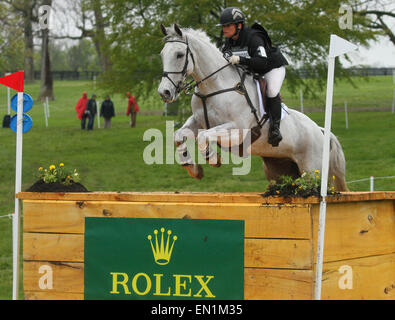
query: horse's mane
[{"left": 164, "top": 25, "right": 220, "bottom": 53}]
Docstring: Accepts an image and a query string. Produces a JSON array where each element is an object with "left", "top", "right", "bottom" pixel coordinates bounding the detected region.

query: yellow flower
[
  {"left": 49, "top": 165, "right": 56, "bottom": 171},
  {"left": 59, "top": 163, "right": 64, "bottom": 167},
  {"left": 39, "top": 167, "right": 43, "bottom": 171},
  {"left": 314, "top": 170, "right": 320, "bottom": 174},
  {"left": 332, "top": 175, "right": 336, "bottom": 180},
  {"left": 315, "top": 175, "right": 320, "bottom": 179}
]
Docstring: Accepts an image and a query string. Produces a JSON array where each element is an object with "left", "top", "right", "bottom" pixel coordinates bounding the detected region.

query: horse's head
[{"left": 158, "top": 24, "right": 195, "bottom": 103}]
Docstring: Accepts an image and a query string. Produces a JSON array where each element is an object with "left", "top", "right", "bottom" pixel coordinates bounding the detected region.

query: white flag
[{"left": 329, "top": 34, "right": 357, "bottom": 58}]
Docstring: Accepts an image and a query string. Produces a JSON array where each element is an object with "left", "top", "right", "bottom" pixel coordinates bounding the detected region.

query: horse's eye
[{"left": 177, "top": 53, "right": 184, "bottom": 59}]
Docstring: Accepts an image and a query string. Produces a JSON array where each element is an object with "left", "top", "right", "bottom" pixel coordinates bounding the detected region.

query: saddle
[
  {"left": 256, "top": 75, "right": 282, "bottom": 115},
  {"left": 249, "top": 76, "right": 283, "bottom": 146}
]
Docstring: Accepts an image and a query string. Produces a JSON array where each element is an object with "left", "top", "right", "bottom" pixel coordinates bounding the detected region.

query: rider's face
[{"left": 222, "top": 24, "right": 237, "bottom": 39}]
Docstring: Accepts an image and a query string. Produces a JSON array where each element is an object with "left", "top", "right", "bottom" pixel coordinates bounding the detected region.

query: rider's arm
[{"left": 238, "top": 34, "right": 271, "bottom": 74}]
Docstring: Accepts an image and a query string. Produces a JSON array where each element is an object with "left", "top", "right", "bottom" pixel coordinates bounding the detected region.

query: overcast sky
[{"left": 341, "top": 37, "right": 395, "bottom": 68}]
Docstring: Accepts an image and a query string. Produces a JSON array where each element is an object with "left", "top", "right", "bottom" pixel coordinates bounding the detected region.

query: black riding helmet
[{"left": 217, "top": 7, "right": 245, "bottom": 26}]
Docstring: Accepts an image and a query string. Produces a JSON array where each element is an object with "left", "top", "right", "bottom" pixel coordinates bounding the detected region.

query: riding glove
[{"left": 229, "top": 55, "right": 240, "bottom": 65}]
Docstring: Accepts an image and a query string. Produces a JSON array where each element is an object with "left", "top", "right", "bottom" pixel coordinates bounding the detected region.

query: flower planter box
[{"left": 17, "top": 191, "right": 395, "bottom": 300}]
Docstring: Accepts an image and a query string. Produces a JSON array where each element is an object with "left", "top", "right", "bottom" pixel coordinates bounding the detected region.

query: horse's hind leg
[{"left": 329, "top": 133, "right": 349, "bottom": 192}]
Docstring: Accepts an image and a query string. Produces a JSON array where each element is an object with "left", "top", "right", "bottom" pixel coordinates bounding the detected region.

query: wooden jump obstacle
[{"left": 18, "top": 191, "right": 395, "bottom": 300}]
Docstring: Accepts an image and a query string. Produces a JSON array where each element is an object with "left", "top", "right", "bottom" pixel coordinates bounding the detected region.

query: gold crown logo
[{"left": 147, "top": 228, "right": 177, "bottom": 265}]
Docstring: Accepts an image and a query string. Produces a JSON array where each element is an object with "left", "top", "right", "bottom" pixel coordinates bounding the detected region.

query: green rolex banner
[{"left": 84, "top": 218, "right": 244, "bottom": 300}]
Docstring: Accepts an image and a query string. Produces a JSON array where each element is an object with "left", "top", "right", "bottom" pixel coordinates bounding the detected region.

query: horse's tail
[{"left": 329, "top": 133, "right": 349, "bottom": 191}]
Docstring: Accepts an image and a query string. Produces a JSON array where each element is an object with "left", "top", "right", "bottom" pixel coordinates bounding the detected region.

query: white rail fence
[{"left": 347, "top": 175, "right": 395, "bottom": 191}]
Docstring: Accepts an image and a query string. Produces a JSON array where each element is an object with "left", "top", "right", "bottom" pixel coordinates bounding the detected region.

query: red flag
[{"left": 0, "top": 71, "right": 24, "bottom": 92}]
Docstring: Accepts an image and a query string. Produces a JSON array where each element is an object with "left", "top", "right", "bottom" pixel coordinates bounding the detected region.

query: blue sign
[
  {"left": 11, "top": 93, "right": 34, "bottom": 113},
  {"left": 10, "top": 114, "right": 33, "bottom": 133}
]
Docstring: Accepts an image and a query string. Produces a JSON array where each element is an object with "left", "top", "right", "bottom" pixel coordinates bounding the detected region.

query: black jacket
[
  {"left": 100, "top": 100, "right": 115, "bottom": 118},
  {"left": 86, "top": 99, "right": 97, "bottom": 116},
  {"left": 222, "top": 23, "right": 288, "bottom": 74}
]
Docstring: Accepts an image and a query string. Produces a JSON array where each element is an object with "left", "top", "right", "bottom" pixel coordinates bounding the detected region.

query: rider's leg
[{"left": 264, "top": 66, "right": 286, "bottom": 147}]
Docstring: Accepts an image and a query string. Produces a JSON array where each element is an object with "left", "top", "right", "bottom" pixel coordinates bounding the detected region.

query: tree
[
  {"left": 51, "top": 0, "right": 112, "bottom": 73},
  {"left": 38, "top": 0, "right": 54, "bottom": 101},
  {"left": 67, "top": 39, "right": 101, "bottom": 72},
  {"left": 2, "top": 0, "right": 40, "bottom": 82},
  {"left": 0, "top": 2, "right": 24, "bottom": 72},
  {"left": 352, "top": 0, "right": 395, "bottom": 46},
  {"left": 96, "top": 0, "right": 379, "bottom": 97}
]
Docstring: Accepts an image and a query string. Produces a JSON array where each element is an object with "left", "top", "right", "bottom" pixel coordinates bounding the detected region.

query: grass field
[{"left": 0, "top": 76, "right": 394, "bottom": 299}]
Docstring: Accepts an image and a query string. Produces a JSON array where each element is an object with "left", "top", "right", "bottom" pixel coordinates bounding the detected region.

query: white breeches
[{"left": 264, "top": 66, "right": 286, "bottom": 98}]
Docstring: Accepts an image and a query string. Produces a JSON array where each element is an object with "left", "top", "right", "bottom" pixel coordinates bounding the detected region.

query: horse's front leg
[
  {"left": 197, "top": 122, "right": 240, "bottom": 167},
  {"left": 174, "top": 115, "right": 204, "bottom": 180}
]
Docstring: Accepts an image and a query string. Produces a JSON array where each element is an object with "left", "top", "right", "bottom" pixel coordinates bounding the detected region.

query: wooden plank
[
  {"left": 24, "top": 255, "right": 395, "bottom": 300},
  {"left": 23, "top": 261, "right": 84, "bottom": 294},
  {"left": 244, "top": 268, "right": 313, "bottom": 300},
  {"left": 312, "top": 200, "right": 395, "bottom": 262},
  {"left": 320, "top": 253, "right": 395, "bottom": 300},
  {"left": 326, "top": 192, "right": 395, "bottom": 203},
  {"left": 23, "top": 233, "right": 312, "bottom": 270},
  {"left": 17, "top": 191, "right": 321, "bottom": 204},
  {"left": 24, "top": 291, "right": 83, "bottom": 300},
  {"left": 23, "top": 201, "right": 312, "bottom": 239},
  {"left": 245, "top": 238, "right": 312, "bottom": 270},
  {"left": 23, "top": 233, "right": 84, "bottom": 262},
  {"left": 17, "top": 191, "right": 395, "bottom": 203},
  {"left": 23, "top": 261, "right": 313, "bottom": 300}
]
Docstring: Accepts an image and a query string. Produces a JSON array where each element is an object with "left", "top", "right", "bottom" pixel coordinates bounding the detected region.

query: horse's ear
[
  {"left": 174, "top": 24, "right": 183, "bottom": 37},
  {"left": 160, "top": 24, "right": 167, "bottom": 36}
]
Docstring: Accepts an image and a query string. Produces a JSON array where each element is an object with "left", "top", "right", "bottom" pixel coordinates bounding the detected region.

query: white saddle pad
[{"left": 255, "top": 80, "right": 288, "bottom": 120}]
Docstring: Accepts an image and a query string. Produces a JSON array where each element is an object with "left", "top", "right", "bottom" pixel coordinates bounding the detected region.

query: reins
[
  {"left": 162, "top": 37, "right": 268, "bottom": 132},
  {"left": 181, "top": 62, "right": 232, "bottom": 94}
]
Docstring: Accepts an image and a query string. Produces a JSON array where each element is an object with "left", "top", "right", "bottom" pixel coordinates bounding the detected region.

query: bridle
[
  {"left": 161, "top": 38, "right": 195, "bottom": 95},
  {"left": 161, "top": 37, "right": 268, "bottom": 137}
]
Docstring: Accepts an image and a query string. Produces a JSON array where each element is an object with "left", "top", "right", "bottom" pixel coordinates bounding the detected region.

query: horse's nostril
[{"left": 164, "top": 90, "right": 171, "bottom": 98}]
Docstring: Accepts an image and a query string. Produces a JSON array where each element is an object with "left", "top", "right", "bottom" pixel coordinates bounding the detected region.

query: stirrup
[{"left": 268, "top": 127, "right": 282, "bottom": 147}]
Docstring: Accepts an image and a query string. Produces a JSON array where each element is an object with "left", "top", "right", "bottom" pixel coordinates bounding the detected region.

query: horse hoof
[
  {"left": 185, "top": 164, "right": 204, "bottom": 180},
  {"left": 195, "top": 165, "right": 204, "bottom": 179},
  {"left": 209, "top": 156, "right": 222, "bottom": 168}
]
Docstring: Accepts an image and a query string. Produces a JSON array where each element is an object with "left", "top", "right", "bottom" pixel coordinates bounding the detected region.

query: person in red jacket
[
  {"left": 126, "top": 92, "right": 140, "bottom": 127},
  {"left": 75, "top": 92, "right": 89, "bottom": 129}
]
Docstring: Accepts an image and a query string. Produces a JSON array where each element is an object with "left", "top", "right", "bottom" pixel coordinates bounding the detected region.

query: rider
[{"left": 218, "top": 7, "right": 288, "bottom": 147}]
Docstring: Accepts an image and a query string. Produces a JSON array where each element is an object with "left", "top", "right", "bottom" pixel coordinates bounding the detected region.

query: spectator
[
  {"left": 100, "top": 95, "right": 115, "bottom": 128},
  {"left": 83, "top": 94, "right": 97, "bottom": 130},
  {"left": 75, "top": 92, "right": 89, "bottom": 129},
  {"left": 126, "top": 92, "right": 140, "bottom": 127}
]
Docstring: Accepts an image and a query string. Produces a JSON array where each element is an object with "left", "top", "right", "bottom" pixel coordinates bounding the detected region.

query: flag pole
[
  {"left": 6, "top": 72, "right": 11, "bottom": 115},
  {"left": 0, "top": 71, "right": 26, "bottom": 300},
  {"left": 12, "top": 91, "right": 24, "bottom": 300},
  {"left": 314, "top": 35, "right": 357, "bottom": 300},
  {"left": 314, "top": 55, "right": 335, "bottom": 300}
]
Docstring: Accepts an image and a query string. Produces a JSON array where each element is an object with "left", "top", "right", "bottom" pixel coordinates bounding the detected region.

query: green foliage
[
  {"left": 0, "top": 3, "right": 24, "bottom": 72},
  {"left": 65, "top": 40, "right": 101, "bottom": 72},
  {"left": 96, "top": 0, "right": 378, "bottom": 98},
  {"left": 264, "top": 170, "right": 337, "bottom": 197},
  {"left": 37, "top": 163, "right": 81, "bottom": 185}
]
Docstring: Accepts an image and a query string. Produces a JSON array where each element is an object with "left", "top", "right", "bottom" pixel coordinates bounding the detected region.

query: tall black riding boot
[{"left": 266, "top": 94, "right": 283, "bottom": 147}]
